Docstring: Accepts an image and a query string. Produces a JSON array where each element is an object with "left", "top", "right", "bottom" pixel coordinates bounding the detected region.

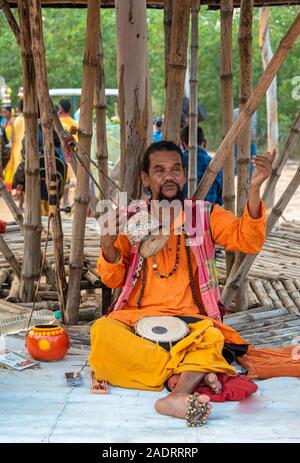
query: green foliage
[{"left": 0, "top": 5, "right": 300, "bottom": 156}]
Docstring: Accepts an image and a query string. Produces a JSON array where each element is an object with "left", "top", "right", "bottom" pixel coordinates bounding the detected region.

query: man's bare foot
[
  {"left": 155, "top": 392, "right": 211, "bottom": 422},
  {"left": 202, "top": 373, "right": 222, "bottom": 394}
]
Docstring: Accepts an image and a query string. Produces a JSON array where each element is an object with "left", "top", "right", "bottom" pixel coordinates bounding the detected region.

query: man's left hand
[{"left": 250, "top": 149, "right": 276, "bottom": 189}]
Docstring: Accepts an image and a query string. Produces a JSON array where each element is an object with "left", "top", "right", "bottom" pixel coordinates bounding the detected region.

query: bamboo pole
[
  {"left": 29, "top": 0, "right": 68, "bottom": 315},
  {"left": 66, "top": 0, "right": 100, "bottom": 325},
  {"left": 193, "top": 13, "right": 300, "bottom": 200},
  {"left": 163, "top": 0, "right": 190, "bottom": 144},
  {"left": 95, "top": 9, "right": 108, "bottom": 202},
  {"left": 6, "top": 276, "right": 20, "bottom": 303},
  {"left": 221, "top": 165, "right": 300, "bottom": 308},
  {"left": 234, "top": 0, "right": 254, "bottom": 311},
  {"left": 18, "top": 0, "right": 42, "bottom": 302},
  {"left": 220, "top": 0, "right": 235, "bottom": 277},
  {"left": 0, "top": 2, "right": 56, "bottom": 291},
  {"left": 164, "top": 0, "right": 173, "bottom": 94},
  {"left": 0, "top": 234, "right": 21, "bottom": 279},
  {"left": 0, "top": 0, "right": 20, "bottom": 44},
  {"left": 188, "top": 0, "right": 200, "bottom": 197},
  {"left": 116, "top": 0, "right": 152, "bottom": 198},
  {"left": 263, "top": 111, "right": 300, "bottom": 208},
  {"left": 259, "top": 6, "right": 279, "bottom": 209}
]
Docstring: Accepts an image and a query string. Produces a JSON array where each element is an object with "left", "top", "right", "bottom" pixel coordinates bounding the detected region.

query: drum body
[
  {"left": 135, "top": 316, "right": 189, "bottom": 350},
  {"left": 124, "top": 208, "right": 170, "bottom": 258}
]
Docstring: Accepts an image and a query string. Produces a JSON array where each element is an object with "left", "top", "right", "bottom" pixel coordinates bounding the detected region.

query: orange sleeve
[
  {"left": 210, "top": 201, "right": 266, "bottom": 254},
  {"left": 97, "top": 235, "right": 131, "bottom": 288}
]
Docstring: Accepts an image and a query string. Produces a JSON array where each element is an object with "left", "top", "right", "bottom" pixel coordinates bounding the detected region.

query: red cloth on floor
[
  {"left": 168, "top": 373, "right": 258, "bottom": 402},
  {"left": 0, "top": 220, "right": 7, "bottom": 234}
]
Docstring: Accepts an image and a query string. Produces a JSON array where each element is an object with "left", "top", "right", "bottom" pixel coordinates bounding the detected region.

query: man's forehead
[{"left": 149, "top": 150, "right": 182, "bottom": 166}]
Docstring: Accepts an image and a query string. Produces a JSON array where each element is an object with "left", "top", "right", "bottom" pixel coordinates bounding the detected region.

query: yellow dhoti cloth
[{"left": 89, "top": 317, "right": 237, "bottom": 391}]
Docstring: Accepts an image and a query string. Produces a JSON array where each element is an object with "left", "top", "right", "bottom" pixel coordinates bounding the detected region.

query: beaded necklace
[
  {"left": 137, "top": 230, "right": 204, "bottom": 314},
  {"left": 152, "top": 234, "right": 181, "bottom": 279}
]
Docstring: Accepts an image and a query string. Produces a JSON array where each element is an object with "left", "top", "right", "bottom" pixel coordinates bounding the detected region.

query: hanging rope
[{"left": 60, "top": 125, "right": 135, "bottom": 204}]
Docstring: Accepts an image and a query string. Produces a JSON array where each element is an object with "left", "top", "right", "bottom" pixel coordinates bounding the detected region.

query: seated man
[
  {"left": 89, "top": 140, "right": 274, "bottom": 426},
  {"left": 180, "top": 125, "right": 223, "bottom": 205}
]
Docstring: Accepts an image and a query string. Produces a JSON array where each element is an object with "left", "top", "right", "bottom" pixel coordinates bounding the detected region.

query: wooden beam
[{"left": 4, "top": 0, "right": 300, "bottom": 8}]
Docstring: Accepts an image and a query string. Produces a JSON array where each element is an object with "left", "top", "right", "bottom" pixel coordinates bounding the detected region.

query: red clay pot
[{"left": 26, "top": 324, "right": 69, "bottom": 362}]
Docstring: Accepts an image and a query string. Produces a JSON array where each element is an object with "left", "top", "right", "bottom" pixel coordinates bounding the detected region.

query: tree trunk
[
  {"left": 163, "top": 0, "right": 190, "bottom": 144},
  {"left": 95, "top": 10, "right": 109, "bottom": 202},
  {"left": 188, "top": 0, "right": 200, "bottom": 197},
  {"left": 18, "top": 0, "right": 42, "bottom": 302},
  {"left": 66, "top": 0, "right": 100, "bottom": 325},
  {"left": 235, "top": 0, "right": 254, "bottom": 311},
  {"left": 164, "top": 0, "right": 173, "bottom": 95},
  {"left": 29, "top": 0, "right": 68, "bottom": 316},
  {"left": 193, "top": 12, "right": 300, "bottom": 200},
  {"left": 259, "top": 6, "right": 279, "bottom": 209},
  {"left": 220, "top": 0, "right": 235, "bottom": 277},
  {"left": 116, "top": 0, "right": 152, "bottom": 199},
  {"left": 221, "top": 165, "right": 300, "bottom": 308}
]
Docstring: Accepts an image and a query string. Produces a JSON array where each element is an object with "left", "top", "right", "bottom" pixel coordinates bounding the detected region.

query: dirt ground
[{"left": 0, "top": 161, "right": 299, "bottom": 222}]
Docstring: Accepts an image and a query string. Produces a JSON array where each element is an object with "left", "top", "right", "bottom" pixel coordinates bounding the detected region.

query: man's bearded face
[{"left": 140, "top": 151, "right": 186, "bottom": 202}]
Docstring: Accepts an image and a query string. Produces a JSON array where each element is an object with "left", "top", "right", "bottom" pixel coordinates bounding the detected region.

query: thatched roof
[{"left": 4, "top": 0, "right": 300, "bottom": 8}]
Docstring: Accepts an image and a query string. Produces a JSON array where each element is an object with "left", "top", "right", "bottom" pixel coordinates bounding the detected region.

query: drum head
[{"left": 135, "top": 316, "right": 189, "bottom": 343}]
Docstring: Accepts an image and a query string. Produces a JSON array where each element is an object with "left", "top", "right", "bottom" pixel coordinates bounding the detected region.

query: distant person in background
[
  {"left": 58, "top": 99, "right": 78, "bottom": 134},
  {"left": 180, "top": 125, "right": 224, "bottom": 206},
  {"left": 13, "top": 123, "right": 67, "bottom": 216},
  {"left": 153, "top": 117, "right": 163, "bottom": 142},
  {"left": 5, "top": 100, "right": 25, "bottom": 192},
  {"left": 1, "top": 105, "right": 13, "bottom": 141},
  {"left": 57, "top": 99, "right": 78, "bottom": 208},
  {"left": 234, "top": 109, "right": 257, "bottom": 176}
]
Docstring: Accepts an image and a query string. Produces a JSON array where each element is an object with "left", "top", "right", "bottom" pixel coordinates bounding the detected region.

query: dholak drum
[
  {"left": 124, "top": 208, "right": 170, "bottom": 258},
  {"left": 135, "top": 316, "right": 189, "bottom": 350}
]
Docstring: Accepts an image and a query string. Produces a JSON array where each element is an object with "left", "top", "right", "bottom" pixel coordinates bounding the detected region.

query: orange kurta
[{"left": 97, "top": 201, "right": 266, "bottom": 330}]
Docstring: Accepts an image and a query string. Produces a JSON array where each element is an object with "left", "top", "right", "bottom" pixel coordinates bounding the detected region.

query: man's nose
[{"left": 163, "top": 171, "right": 176, "bottom": 181}]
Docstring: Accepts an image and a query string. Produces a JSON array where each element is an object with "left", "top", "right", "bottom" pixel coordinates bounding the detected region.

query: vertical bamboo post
[
  {"left": 188, "top": 0, "right": 200, "bottom": 197},
  {"left": 66, "top": 0, "right": 100, "bottom": 325},
  {"left": 115, "top": 0, "right": 152, "bottom": 199},
  {"left": 0, "top": 0, "right": 56, "bottom": 290},
  {"left": 18, "top": 0, "right": 42, "bottom": 302},
  {"left": 234, "top": 0, "right": 254, "bottom": 311},
  {"left": 95, "top": 8, "right": 108, "bottom": 202},
  {"left": 163, "top": 0, "right": 191, "bottom": 144},
  {"left": 259, "top": 6, "right": 279, "bottom": 209},
  {"left": 29, "top": 0, "right": 68, "bottom": 315},
  {"left": 193, "top": 13, "right": 300, "bottom": 200},
  {"left": 164, "top": 0, "right": 173, "bottom": 95},
  {"left": 220, "top": 0, "right": 235, "bottom": 276}
]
